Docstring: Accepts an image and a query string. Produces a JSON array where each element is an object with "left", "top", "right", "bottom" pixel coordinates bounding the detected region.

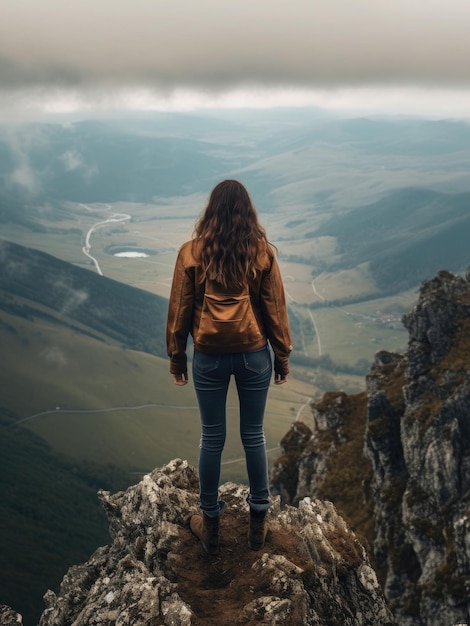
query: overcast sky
[{"left": 2, "top": 0, "right": 470, "bottom": 118}]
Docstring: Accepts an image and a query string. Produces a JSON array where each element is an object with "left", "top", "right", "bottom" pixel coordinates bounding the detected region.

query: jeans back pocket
[
  {"left": 243, "top": 346, "right": 271, "bottom": 373},
  {"left": 193, "top": 350, "right": 220, "bottom": 373}
]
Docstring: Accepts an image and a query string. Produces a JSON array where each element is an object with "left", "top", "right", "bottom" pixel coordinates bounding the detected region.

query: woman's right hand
[
  {"left": 173, "top": 373, "right": 188, "bottom": 386},
  {"left": 274, "top": 373, "right": 288, "bottom": 385}
]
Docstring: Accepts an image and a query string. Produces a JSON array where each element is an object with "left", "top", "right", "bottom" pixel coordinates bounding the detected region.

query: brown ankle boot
[
  {"left": 190, "top": 512, "right": 219, "bottom": 555},
  {"left": 248, "top": 510, "right": 268, "bottom": 550}
]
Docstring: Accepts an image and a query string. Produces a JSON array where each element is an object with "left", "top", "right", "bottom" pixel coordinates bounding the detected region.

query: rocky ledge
[{"left": 4, "top": 459, "right": 394, "bottom": 626}]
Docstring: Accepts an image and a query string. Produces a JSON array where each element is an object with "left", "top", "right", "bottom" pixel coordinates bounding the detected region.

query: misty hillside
[
  {"left": 0, "top": 117, "right": 243, "bottom": 205},
  {"left": 2, "top": 114, "right": 470, "bottom": 214},
  {"left": 313, "top": 187, "right": 470, "bottom": 292},
  {"left": 255, "top": 115, "right": 470, "bottom": 157},
  {"left": 0, "top": 239, "right": 168, "bottom": 356}
]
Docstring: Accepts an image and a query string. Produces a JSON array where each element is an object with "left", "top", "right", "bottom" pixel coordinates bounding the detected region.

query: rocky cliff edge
[{"left": 2, "top": 458, "right": 395, "bottom": 626}]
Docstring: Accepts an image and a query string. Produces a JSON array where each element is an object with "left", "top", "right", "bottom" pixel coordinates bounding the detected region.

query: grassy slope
[
  {"left": 1, "top": 306, "right": 307, "bottom": 473},
  {"left": 0, "top": 409, "right": 131, "bottom": 626},
  {"left": 0, "top": 233, "right": 317, "bottom": 480}
]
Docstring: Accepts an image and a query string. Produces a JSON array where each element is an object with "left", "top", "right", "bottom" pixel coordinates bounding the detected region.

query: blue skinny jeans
[{"left": 192, "top": 345, "right": 273, "bottom": 518}]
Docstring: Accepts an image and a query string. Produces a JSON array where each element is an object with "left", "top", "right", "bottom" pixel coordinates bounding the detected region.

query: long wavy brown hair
[{"left": 193, "top": 180, "right": 268, "bottom": 288}]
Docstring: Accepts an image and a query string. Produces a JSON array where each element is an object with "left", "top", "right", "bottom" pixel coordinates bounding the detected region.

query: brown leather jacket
[{"left": 166, "top": 240, "right": 292, "bottom": 377}]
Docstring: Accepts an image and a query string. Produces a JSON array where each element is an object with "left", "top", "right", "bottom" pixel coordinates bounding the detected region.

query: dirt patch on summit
[{"left": 171, "top": 494, "right": 312, "bottom": 625}]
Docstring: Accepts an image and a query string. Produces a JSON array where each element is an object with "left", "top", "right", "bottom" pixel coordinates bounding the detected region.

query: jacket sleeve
[
  {"left": 166, "top": 250, "right": 195, "bottom": 375},
  {"left": 259, "top": 253, "right": 292, "bottom": 376}
]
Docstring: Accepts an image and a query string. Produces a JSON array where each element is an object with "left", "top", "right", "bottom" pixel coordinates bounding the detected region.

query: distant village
[{"left": 374, "top": 311, "right": 403, "bottom": 325}]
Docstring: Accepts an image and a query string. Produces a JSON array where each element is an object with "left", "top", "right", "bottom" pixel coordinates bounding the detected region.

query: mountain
[
  {"left": 2, "top": 111, "right": 470, "bottom": 624},
  {"left": 1, "top": 460, "right": 394, "bottom": 626},
  {"left": 2, "top": 114, "right": 470, "bottom": 212},
  {"left": 0, "top": 239, "right": 167, "bottom": 356},
  {"left": 313, "top": 187, "right": 470, "bottom": 293},
  {"left": 270, "top": 269, "right": 470, "bottom": 625}
]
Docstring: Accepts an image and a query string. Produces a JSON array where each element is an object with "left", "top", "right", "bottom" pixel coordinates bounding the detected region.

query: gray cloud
[
  {"left": 1, "top": 0, "right": 470, "bottom": 93},
  {"left": 3, "top": 129, "right": 41, "bottom": 193},
  {"left": 40, "top": 345, "right": 68, "bottom": 369},
  {"left": 56, "top": 283, "right": 90, "bottom": 316},
  {"left": 59, "top": 149, "right": 98, "bottom": 182},
  {"left": 60, "top": 150, "right": 83, "bottom": 172}
]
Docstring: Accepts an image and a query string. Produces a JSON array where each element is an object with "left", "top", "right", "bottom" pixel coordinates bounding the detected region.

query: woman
[{"left": 166, "top": 180, "right": 291, "bottom": 555}]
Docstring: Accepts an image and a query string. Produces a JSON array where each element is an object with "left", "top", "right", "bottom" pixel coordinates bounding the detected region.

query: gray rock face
[
  {"left": 29, "top": 459, "right": 393, "bottom": 626},
  {"left": 270, "top": 270, "right": 470, "bottom": 625},
  {"left": 366, "top": 271, "right": 470, "bottom": 625}
]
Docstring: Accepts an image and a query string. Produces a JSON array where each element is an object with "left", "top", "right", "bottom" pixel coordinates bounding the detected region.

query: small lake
[
  {"left": 114, "top": 251, "right": 149, "bottom": 258},
  {"left": 106, "top": 245, "right": 157, "bottom": 258}
]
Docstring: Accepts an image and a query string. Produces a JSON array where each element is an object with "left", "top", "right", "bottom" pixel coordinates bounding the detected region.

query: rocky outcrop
[
  {"left": 270, "top": 270, "right": 470, "bottom": 625},
  {"left": 366, "top": 271, "right": 470, "bottom": 625},
  {"left": 0, "top": 605, "right": 23, "bottom": 626},
  {"left": 11, "top": 459, "right": 394, "bottom": 626}
]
